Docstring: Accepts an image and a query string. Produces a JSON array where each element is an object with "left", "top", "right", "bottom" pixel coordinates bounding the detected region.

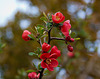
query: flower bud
[
  {"left": 65, "top": 35, "right": 71, "bottom": 41},
  {"left": 22, "top": 30, "right": 31, "bottom": 41},
  {"left": 42, "top": 43, "right": 51, "bottom": 52},
  {"left": 67, "top": 45, "right": 73, "bottom": 52},
  {"left": 67, "top": 52, "right": 74, "bottom": 58},
  {"left": 70, "top": 38, "right": 74, "bottom": 42}
]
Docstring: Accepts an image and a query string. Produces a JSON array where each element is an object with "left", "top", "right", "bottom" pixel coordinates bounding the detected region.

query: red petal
[
  {"left": 36, "top": 73, "right": 40, "bottom": 78},
  {"left": 50, "top": 46, "right": 61, "bottom": 57},
  {"left": 61, "top": 25, "right": 69, "bottom": 37},
  {"left": 49, "top": 53, "right": 58, "bottom": 59},
  {"left": 49, "top": 58, "right": 58, "bottom": 67},
  {"left": 63, "top": 20, "right": 71, "bottom": 30},
  {"left": 41, "top": 60, "right": 47, "bottom": 68},
  {"left": 40, "top": 53, "right": 50, "bottom": 59},
  {"left": 42, "top": 43, "right": 51, "bottom": 52},
  {"left": 47, "top": 65, "right": 54, "bottom": 71}
]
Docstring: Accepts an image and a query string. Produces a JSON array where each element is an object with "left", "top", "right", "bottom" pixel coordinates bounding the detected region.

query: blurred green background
[{"left": 0, "top": 0, "right": 100, "bottom": 79}]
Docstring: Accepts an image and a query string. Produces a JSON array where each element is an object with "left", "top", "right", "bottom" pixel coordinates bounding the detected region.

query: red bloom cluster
[
  {"left": 28, "top": 72, "right": 40, "bottom": 79},
  {"left": 22, "top": 30, "right": 31, "bottom": 41},
  {"left": 52, "top": 12, "right": 75, "bottom": 56},
  {"left": 40, "top": 43, "right": 61, "bottom": 71}
]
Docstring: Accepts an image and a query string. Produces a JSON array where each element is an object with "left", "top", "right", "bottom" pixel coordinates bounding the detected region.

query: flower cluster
[
  {"left": 41, "top": 43, "right": 61, "bottom": 71},
  {"left": 22, "top": 12, "right": 79, "bottom": 79},
  {"left": 52, "top": 12, "right": 74, "bottom": 57}
]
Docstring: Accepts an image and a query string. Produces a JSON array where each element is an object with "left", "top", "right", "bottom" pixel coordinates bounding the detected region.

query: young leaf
[
  {"left": 43, "top": 12, "right": 48, "bottom": 19},
  {"left": 28, "top": 34, "right": 34, "bottom": 40},
  {"left": 70, "top": 32, "right": 76, "bottom": 38},
  {"left": 40, "top": 17, "right": 47, "bottom": 21},
  {"left": 28, "top": 52, "right": 38, "bottom": 57},
  {"left": 74, "top": 38, "right": 80, "bottom": 40},
  {"left": 26, "top": 70, "right": 36, "bottom": 73}
]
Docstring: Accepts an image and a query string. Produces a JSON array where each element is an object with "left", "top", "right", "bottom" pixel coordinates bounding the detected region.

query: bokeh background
[{"left": 0, "top": 0, "right": 100, "bottom": 79}]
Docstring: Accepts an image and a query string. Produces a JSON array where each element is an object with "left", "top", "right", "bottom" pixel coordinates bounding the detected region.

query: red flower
[
  {"left": 42, "top": 43, "right": 51, "bottom": 52},
  {"left": 50, "top": 46, "right": 61, "bottom": 57},
  {"left": 22, "top": 30, "right": 31, "bottom": 41},
  {"left": 40, "top": 53, "right": 58, "bottom": 71},
  {"left": 61, "top": 20, "right": 71, "bottom": 37},
  {"left": 52, "top": 12, "right": 65, "bottom": 23},
  {"left": 28, "top": 72, "right": 40, "bottom": 79},
  {"left": 67, "top": 52, "right": 74, "bottom": 58},
  {"left": 67, "top": 45, "right": 73, "bottom": 52}
]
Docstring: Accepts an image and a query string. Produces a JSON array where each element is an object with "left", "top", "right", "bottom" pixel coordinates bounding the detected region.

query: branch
[
  {"left": 48, "top": 27, "right": 53, "bottom": 44},
  {"left": 51, "top": 37, "right": 65, "bottom": 41},
  {"left": 39, "top": 68, "right": 44, "bottom": 79}
]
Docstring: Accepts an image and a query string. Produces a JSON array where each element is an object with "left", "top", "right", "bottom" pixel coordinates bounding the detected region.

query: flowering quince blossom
[
  {"left": 40, "top": 44, "right": 61, "bottom": 71},
  {"left": 52, "top": 12, "right": 65, "bottom": 23},
  {"left": 22, "top": 30, "right": 31, "bottom": 41},
  {"left": 42, "top": 43, "right": 51, "bottom": 52},
  {"left": 28, "top": 72, "right": 40, "bottom": 79},
  {"left": 61, "top": 20, "right": 71, "bottom": 37},
  {"left": 50, "top": 46, "right": 61, "bottom": 57},
  {"left": 40, "top": 53, "right": 59, "bottom": 71}
]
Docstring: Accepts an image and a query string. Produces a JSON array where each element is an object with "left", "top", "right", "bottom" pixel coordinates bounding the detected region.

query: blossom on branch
[
  {"left": 22, "top": 30, "right": 31, "bottom": 41},
  {"left": 40, "top": 53, "right": 58, "bottom": 71},
  {"left": 42, "top": 43, "right": 51, "bottom": 52},
  {"left": 61, "top": 20, "right": 71, "bottom": 37},
  {"left": 28, "top": 72, "right": 40, "bottom": 79},
  {"left": 52, "top": 12, "right": 65, "bottom": 23}
]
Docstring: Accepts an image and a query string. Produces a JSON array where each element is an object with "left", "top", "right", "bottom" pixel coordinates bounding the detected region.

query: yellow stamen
[
  {"left": 46, "top": 59, "right": 51, "bottom": 64},
  {"left": 56, "top": 16, "right": 60, "bottom": 20}
]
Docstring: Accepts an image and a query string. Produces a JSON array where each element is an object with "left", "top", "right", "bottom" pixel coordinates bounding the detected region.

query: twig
[
  {"left": 51, "top": 37, "right": 65, "bottom": 41},
  {"left": 48, "top": 27, "right": 53, "bottom": 44}
]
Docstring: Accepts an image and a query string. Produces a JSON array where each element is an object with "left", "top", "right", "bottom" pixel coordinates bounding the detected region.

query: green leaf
[
  {"left": 59, "top": 32, "right": 65, "bottom": 38},
  {"left": 43, "top": 12, "right": 48, "bottom": 19},
  {"left": 37, "top": 24, "right": 44, "bottom": 28},
  {"left": 34, "top": 47, "right": 42, "bottom": 55},
  {"left": 41, "top": 34, "right": 48, "bottom": 38},
  {"left": 28, "top": 34, "right": 34, "bottom": 40},
  {"left": 70, "top": 32, "right": 76, "bottom": 38},
  {"left": 74, "top": 38, "right": 80, "bottom": 40},
  {"left": 46, "top": 22, "right": 52, "bottom": 27},
  {"left": 40, "top": 17, "right": 47, "bottom": 21},
  {"left": 28, "top": 52, "right": 38, "bottom": 56},
  {"left": 36, "top": 26, "right": 44, "bottom": 35},
  {"left": 26, "top": 70, "right": 36, "bottom": 73}
]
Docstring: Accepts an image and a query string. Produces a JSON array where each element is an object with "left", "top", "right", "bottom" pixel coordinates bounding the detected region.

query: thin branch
[
  {"left": 48, "top": 27, "right": 53, "bottom": 44},
  {"left": 51, "top": 37, "right": 65, "bottom": 41},
  {"left": 39, "top": 68, "right": 44, "bottom": 79}
]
